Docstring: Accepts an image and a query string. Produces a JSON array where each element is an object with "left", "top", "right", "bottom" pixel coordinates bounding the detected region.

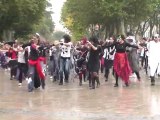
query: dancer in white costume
[{"left": 147, "top": 34, "right": 160, "bottom": 85}]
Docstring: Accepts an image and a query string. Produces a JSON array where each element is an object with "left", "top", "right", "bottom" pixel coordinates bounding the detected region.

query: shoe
[
  {"left": 59, "top": 82, "right": 63, "bottom": 85},
  {"left": 151, "top": 76, "right": 155, "bottom": 86},
  {"left": 79, "top": 82, "right": 82, "bottom": 86},
  {"left": 96, "top": 82, "right": 100, "bottom": 88},
  {"left": 65, "top": 79, "right": 69, "bottom": 83},
  {"left": 50, "top": 76, "right": 53, "bottom": 79},
  {"left": 41, "top": 84, "right": 45, "bottom": 89},
  {"left": 28, "top": 89, "right": 33, "bottom": 92},
  {"left": 105, "top": 79, "right": 108, "bottom": 82},
  {"left": 151, "top": 82, "right": 155, "bottom": 86},
  {"left": 137, "top": 78, "right": 141, "bottom": 81},
  {"left": 18, "top": 83, "right": 22, "bottom": 86},
  {"left": 90, "top": 86, "right": 95, "bottom": 89},
  {"left": 53, "top": 76, "right": 57, "bottom": 82},
  {"left": 114, "top": 84, "right": 118, "bottom": 87},
  {"left": 125, "top": 82, "right": 129, "bottom": 87}
]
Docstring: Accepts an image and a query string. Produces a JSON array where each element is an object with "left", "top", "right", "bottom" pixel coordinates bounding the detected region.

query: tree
[
  {"left": 61, "top": 0, "right": 160, "bottom": 39},
  {"left": 33, "top": 10, "right": 55, "bottom": 40},
  {"left": 53, "top": 31, "right": 66, "bottom": 40},
  {"left": 0, "top": 0, "right": 47, "bottom": 41}
]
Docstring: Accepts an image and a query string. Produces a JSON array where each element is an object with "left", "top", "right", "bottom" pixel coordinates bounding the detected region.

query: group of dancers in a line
[{"left": 0, "top": 33, "right": 159, "bottom": 92}]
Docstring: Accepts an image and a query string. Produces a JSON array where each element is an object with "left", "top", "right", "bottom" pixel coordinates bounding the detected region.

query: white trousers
[{"left": 149, "top": 61, "right": 159, "bottom": 76}]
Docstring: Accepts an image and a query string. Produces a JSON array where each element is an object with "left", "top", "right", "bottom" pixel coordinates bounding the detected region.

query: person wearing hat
[{"left": 148, "top": 34, "right": 160, "bottom": 85}]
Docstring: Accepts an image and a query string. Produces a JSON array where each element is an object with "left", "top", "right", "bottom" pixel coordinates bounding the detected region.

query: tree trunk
[
  {"left": 114, "top": 22, "right": 118, "bottom": 35},
  {"left": 120, "top": 19, "right": 125, "bottom": 35},
  {"left": 159, "top": 24, "right": 160, "bottom": 35},
  {"left": 2, "top": 30, "right": 14, "bottom": 41},
  {"left": 149, "top": 24, "right": 154, "bottom": 38},
  {"left": 105, "top": 25, "right": 109, "bottom": 39}
]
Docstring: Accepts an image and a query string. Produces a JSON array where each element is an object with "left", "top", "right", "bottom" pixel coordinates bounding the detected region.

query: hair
[
  {"left": 63, "top": 34, "right": 71, "bottom": 43},
  {"left": 117, "top": 35, "right": 125, "bottom": 41},
  {"left": 89, "top": 36, "right": 99, "bottom": 45},
  {"left": 142, "top": 37, "right": 147, "bottom": 41}
]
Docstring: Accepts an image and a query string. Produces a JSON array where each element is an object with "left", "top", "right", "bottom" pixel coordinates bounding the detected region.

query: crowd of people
[{"left": 0, "top": 33, "right": 159, "bottom": 92}]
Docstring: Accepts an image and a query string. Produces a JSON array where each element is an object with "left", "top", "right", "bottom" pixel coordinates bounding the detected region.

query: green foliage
[
  {"left": 61, "top": 0, "right": 160, "bottom": 38},
  {"left": 0, "top": 0, "right": 48, "bottom": 39},
  {"left": 33, "top": 10, "right": 55, "bottom": 40},
  {"left": 53, "top": 31, "right": 66, "bottom": 40}
]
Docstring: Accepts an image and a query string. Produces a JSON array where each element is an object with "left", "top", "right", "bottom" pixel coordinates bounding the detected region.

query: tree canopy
[
  {"left": 61, "top": 0, "right": 160, "bottom": 40},
  {"left": 0, "top": 0, "right": 54, "bottom": 41}
]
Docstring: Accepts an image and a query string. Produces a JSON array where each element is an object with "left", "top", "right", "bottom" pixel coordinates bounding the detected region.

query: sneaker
[{"left": 18, "top": 83, "right": 22, "bottom": 86}]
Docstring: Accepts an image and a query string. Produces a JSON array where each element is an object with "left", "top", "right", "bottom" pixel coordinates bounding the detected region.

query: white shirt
[
  {"left": 60, "top": 42, "right": 72, "bottom": 58},
  {"left": 148, "top": 41, "right": 160, "bottom": 64},
  {"left": 18, "top": 51, "right": 25, "bottom": 63},
  {"left": 103, "top": 47, "right": 115, "bottom": 60}
]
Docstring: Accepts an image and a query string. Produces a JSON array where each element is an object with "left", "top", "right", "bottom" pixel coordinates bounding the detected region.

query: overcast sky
[{"left": 50, "top": 0, "right": 66, "bottom": 31}]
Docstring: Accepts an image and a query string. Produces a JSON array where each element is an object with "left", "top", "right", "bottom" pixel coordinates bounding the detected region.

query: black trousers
[
  {"left": 18, "top": 63, "right": 28, "bottom": 83},
  {"left": 9, "top": 60, "right": 18, "bottom": 79}
]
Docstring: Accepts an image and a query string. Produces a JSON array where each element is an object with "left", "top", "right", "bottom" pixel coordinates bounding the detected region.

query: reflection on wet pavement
[{"left": 0, "top": 70, "right": 160, "bottom": 120}]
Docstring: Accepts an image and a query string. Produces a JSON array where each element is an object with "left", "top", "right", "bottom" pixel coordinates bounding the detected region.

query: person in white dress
[{"left": 147, "top": 34, "right": 160, "bottom": 85}]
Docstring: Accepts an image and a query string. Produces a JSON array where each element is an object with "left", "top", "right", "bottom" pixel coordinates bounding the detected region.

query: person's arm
[
  {"left": 87, "top": 41, "right": 98, "bottom": 51},
  {"left": 63, "top": 42, "right": 72, "bottom": 47},
  {"left": 126, "top": 42, "right": 139, "bottom": 49},
  {"left": 17, "top": 46, "right": 24, "bottom": 52},
  {"left": 0, "top": 49, "right": 8, "bottom": 52},
  {"left": 22, "top": 42, "right": 31, "bottom": 49},
  {"left": 102, "top": 42, "right": 116, "bottom": 49}
]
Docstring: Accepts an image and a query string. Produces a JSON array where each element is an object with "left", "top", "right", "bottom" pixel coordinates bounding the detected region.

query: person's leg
[
  {"left": 91, "top": 72, "right": 100, "bottom": 89},
  {"left": 49, "top": 60, "right": 54, "bottom": 77},
  {"left": 10, "top": 67, "right": 14, "bottom": 80},
  {"left": 151, "top": 76, "right": 155, "bottom": 86},
  {"left": 105, "top": 68, "right": 109, "bottom": 82},
  {"left": 88, "top": 72, "right": 92, "bottom": 87},
  {"left": 28, "top": 65, "right": 35, "bottom": 92},
  {"left": 101, "top": 63, "right": 104, "bottom": 73},
  {"left": 91, "top": 72, "right": 95, "bottom": 89},
  {"left": 64, "top": 59, "right": 70, "bottom": 83},
  {"left": 150, "top": 63, "right": 158, "bottom": 86},
  {"left": 40, "top": 61, "right": 46, "bottom": 89},
  {"left": 41, "top": 79, "right": 45, "bottom": 89},
  {"left": 18, "top": 63, "right": 23, "bottom": 84},
  {"left": 23, "top": 63, "right": 28, "bottom": 78},
  {"left": 135, "top": 71, "right": 141, "bottom": 81},
  {"left": 114, "top": 73, "right": 119, "bottom": 87},
  {"left": 79, "top": 71, "right": 82, "bottom": 86},
  {"left": 59, "top": 58, "right": 64, "bottom": 85},
  {"left": 141, "top": 56, "right": 145, "bottom": 68},
  {"left": 83, "top": 69, "right": 86, "bottom": 82},
  {"left": 145, "top": 56, "right": 148, "bottom": 75}
]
